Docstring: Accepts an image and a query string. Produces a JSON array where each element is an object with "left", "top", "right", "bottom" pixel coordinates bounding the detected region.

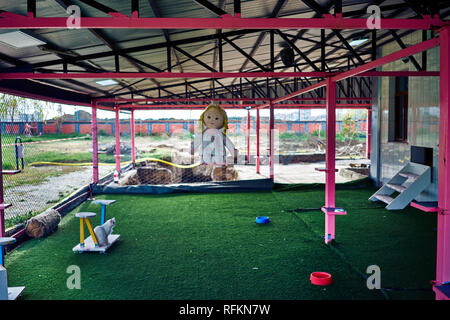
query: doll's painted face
[{"left": 203, "top": 107, "right": 225, "bottom": 130}]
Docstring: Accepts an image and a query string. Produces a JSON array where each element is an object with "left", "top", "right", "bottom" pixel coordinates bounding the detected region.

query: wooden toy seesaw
[{"left": 72, "top": 212, "right": 119, "bottom": 254}]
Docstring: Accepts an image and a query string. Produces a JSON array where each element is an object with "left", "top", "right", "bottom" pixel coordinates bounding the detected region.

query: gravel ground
[
  {"left": 5, "top": 165, "right": 114, "bottom": 219},
  {"left": 235, "top": 159, "right": 370, "bottom": 184}
]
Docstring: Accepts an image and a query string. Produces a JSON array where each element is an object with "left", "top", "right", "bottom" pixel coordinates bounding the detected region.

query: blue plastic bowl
[{"left": 256, "top": 216, "right": 270, "bottom": 224}]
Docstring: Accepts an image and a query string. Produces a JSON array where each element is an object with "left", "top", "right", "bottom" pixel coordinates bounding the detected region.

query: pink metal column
[
  {"left": 256, "top": 108, "right": 260, "bottom": 174},
  {"left": 114, "top": 107, "right": 121, "bottom": 175},
  {"left": 247, "top": 109, "right": 251, "bottom": 164},
  {"left": 366, "top": 108, "right": 372, "bottom": 159},
  {"left": 322, "top": 78, "right": 345, "bottom": 244},
  {"left": 131, "top": 109, "right": 136, "bottom": 165},
  {"left": 91, "top": 102, "right": 99, "bottom": 184},
  {"left": 434, "top": 26, "right": 450, "bottom": 300},
  {"left": 325, "top": 79, "right": 336, "bottom": 242},
  {"left": 0, "top": 130, "right": 4, "bottom": 238},
  {"left": 269, "top": 101, "right": 275, "bottom": 180}
]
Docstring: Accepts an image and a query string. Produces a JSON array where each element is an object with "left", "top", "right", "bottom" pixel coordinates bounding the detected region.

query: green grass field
[{"left": 5, "top": 183, "right": 436, "bottom": 300}]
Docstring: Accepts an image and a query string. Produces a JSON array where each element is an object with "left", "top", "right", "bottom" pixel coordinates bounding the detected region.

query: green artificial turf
[{"left": 5, "top": 184, "right": 436, "bottom": 300}]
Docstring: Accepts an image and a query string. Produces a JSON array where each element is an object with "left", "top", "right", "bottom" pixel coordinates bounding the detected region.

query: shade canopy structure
[
  {"left": 0, "top": 0, "right": 446, "bottom": 106},
  {"left": 0, "top": 0, "right": 450, "bottom": 301}
]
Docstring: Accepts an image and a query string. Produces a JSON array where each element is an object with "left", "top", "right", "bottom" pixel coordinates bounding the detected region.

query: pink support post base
[{"left": 91, "top": 103, "right": 99, "bottom": 184}]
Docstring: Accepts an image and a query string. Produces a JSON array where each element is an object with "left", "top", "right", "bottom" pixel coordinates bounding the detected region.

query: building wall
[
  {"left": 374, "top": 31, "right": 439, "bottom": 201},
  {"left": 1, "top": 119, "right": 368, "bottom": 136}
]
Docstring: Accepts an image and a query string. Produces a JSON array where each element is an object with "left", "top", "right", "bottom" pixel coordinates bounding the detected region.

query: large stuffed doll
[{"left": 193, "top": 104, "right": 238, "bottom": 166}]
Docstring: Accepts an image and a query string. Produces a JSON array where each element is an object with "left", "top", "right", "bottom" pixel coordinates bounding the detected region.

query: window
[{"left": 392, "top": 76, "right": 408, "bottom": 142}]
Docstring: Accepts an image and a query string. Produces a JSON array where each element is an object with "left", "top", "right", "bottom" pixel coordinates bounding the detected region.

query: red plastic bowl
[{"left": 310, "top": 272, "right": 333, "bottom": 286}]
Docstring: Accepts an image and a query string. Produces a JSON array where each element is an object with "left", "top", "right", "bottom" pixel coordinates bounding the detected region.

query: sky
[{"left": 46, "top": 101, "right": 325, "bottom": 120}]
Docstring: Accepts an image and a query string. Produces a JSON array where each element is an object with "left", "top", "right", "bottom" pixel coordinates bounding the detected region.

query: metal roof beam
[
  {"left": 238, "top": 0, "right": 288, "bottom": 72},
  {"left": 28, "top": 29, "right": 261, "bottom": 70},
  {"left": 192, "top": 0, "right": 229, "bottom": 16}
]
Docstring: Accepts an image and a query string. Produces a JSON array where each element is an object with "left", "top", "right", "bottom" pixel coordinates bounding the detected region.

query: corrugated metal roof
[{"left": 0, "top": 0, "right": 447, "bottom": 101}]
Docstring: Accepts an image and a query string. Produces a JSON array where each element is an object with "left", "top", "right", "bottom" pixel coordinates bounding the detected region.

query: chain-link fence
[
  {"left": 1, "top": 123, "right": 116, "bottom": 228},
  {"left": 112, "top": 108, "right": 368, "bottom": 187},
  {"left": 1, "top": 107, "right": 369, "bottom": 226}
]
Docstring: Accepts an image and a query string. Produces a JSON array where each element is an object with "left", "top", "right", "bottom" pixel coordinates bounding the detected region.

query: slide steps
[{"left": 369, "top": 162, "right": 431, "bottom": 210}]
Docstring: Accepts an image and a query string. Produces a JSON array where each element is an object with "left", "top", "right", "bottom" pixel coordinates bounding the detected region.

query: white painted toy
[{"left": 72, "top": 213, "right": 119, "bottom": 254}]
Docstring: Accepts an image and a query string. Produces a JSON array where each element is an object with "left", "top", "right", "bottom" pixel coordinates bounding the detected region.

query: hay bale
[
  {"left": 137, "top": 166, "right": 174, "bottom": 184},
  {"left": 118, "top": 169, "right": 140, "bottom": 186},
  {"left": 211, "top": 165, "right": 239, "bottom": 181},
  {"left": 25, "top": 209, "right": 61, "bottom": 238}
]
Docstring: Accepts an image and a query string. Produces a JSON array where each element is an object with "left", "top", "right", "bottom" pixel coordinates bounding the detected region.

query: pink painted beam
[
  {"left": 410, "top": 201, "right": 439, "bottom": 213},
  {"left": 435, "top": 26, "right": 450, "bottom": 299},
  {"left": 91, "top": 103, "right": 99, "bottom": 184},
  {"left": 332, "top": 37, "right": 440, "bottom": 83},
  {"left": 361, "top": 71, "right": 439, "bottom": 77},
  {"left": 0, "top": 71, "right": 439, "bottom": 81},
  {"left": 273, "top": 103, "right": 371, "bottom": 108},
  {"left": 131, "top": 109, "right": 136, "bottom": 165},
  {"left": 256, "top": 108, "right": 260, "bottom": 174},
  {"left": 324, "top": 78, "right": 337, "bottom": 244},
  {"left": 0, "top": 12, "right": 445, "bottom": 30},
  {"left": 0, "top": 72, "right": 329, "bottom": 80},
  {"left": 119, "top": 104, "right": 258, "bottom": 109},
  {"left": 95, "top": 97, "right": 373, "bottom": 103},
  {"left": 114, "top": 103, "right": 372, "bottom": 110},
  {"left": 0, "top": 86, "right": 91, "bottom": 107},
  {"left": 114, "top": 107, "right": 121, "bottom": 175},
  {"left": 257, "top": 38, "right": 440, "bottom": 110},
  {"left": 97, "top": 98, "right": 271, "bottom": 103},
  {"left": 258, "top": 81, "right": 327, "bottom": 109}
]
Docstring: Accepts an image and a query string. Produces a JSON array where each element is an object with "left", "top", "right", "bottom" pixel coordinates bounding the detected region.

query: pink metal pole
[
  {"left": 366, "top": 108, "right": 372, "bottom": 160},
  {"left": 91, "top": 102, "right": 99, "bottom": 184},
  {"left": 114, "top": 107, "right": 121, "bottom": 175},
  {"left": 0, "top": 129, "right": 4, "bottom": 238},
  {"left": 269, "top": 101, "right": 275, "bottom": 180},
  {"left": 131, "top": 109, "right": 136, "bottom": 165},
  {"left": 247, "top": 109, "right": 251, "bottom": 165},
  {"left": 325, "top": 78, "right": 337, "bottom": 244},
  {"left": 434, "top": 26, "right": 450, "bottom": 300},
  {"left": 256, "top": 108, "right": 260, "bottom": 174}
]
